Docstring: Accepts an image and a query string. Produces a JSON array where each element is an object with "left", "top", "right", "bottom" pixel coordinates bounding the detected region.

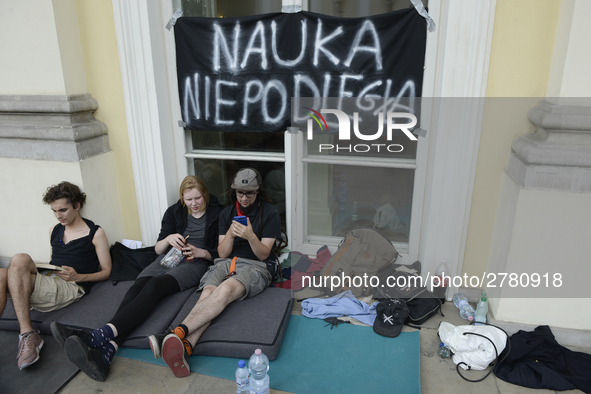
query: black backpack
[
  {"left": 109, "top": 242, "right": 158, "bottom": 283},
  {"left": 372, "top": 261, "right": 443, "bottom": 326}
]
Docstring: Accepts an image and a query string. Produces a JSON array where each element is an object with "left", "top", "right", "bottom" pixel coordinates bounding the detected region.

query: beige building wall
[
  {"left": 463, "top": 0, "right": 561, "bottom": 278},
  {"left": 0, "top": 0, "right": 87, "bottom": 95},
  {"left": 0, "top": 0, "right": 128, "bottom": 262},
  {"left": 74, "top": 0, "right": 141, "bottom": 241}
]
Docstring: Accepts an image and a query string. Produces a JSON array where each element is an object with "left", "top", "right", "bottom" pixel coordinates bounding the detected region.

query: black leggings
[{"left": 110, "top": 274, "right": 180, "bottom": 346}]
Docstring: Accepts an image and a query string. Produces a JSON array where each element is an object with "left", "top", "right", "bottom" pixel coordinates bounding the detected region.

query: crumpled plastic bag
[
  {"left": 371, "top": 203, "right": 405, "bottom": 231},
  {"left": 160, "top": 247, "right": 183, "bottom": 269},
  {"left": 438, "top": 321, "right": 507, "bottom": 370}
]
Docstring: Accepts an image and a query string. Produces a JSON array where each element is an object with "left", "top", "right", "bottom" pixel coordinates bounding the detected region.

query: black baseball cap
[{"left": 373, "top": 299, "right": 409, "bottom": 338}]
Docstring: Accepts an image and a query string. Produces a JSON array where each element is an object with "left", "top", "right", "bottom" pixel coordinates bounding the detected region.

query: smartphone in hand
[{"left": 234, "top": 216, "right": 247, "bottom": 226}]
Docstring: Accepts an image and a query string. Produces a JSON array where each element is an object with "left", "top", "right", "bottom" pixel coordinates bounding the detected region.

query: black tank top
[{"left": 49, "top": 218, "right": 101, "bottom": 291}]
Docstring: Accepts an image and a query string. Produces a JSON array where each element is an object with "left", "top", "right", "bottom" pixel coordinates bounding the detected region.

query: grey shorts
[
  {"left": 137, "top": 254, "right": 211, "bottom": 291},
  {"left": 198, "top": 257, "right": 271, "bottom": 300}
]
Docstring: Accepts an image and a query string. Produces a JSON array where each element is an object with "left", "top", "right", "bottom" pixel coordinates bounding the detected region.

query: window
[
  {"left": 181, "top": 0, "right": 287, "bottom": 230},
  {"left": 117, "top": 0, "right": 491, "bottom": 282},
  {"left": 178, "top": 0, "right": 428, "bottom": 260},
  {"left": 307, "top": 163, "right": 414, "bottom": 243}
]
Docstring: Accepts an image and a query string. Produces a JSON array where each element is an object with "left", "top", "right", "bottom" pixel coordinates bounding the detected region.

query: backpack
[
  {"left": 109, "top": 242, "right": 158, "bottom": 284},
  {"left": 268, "top": 229, "right": 288, "bottom": 283},
  {"left": 372, "top": 261, "right": 443, "bottom": 326},
  {"left": 316, "top": 227, "right": 399, "bottom": 298}
]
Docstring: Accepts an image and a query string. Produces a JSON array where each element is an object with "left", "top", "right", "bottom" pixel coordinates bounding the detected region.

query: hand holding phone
[
  {"left": 182, "top": 235, "right": 194, "bottom": 261},
  {"left": 233, "top": 215, "right": 247, "bottom": 226}
]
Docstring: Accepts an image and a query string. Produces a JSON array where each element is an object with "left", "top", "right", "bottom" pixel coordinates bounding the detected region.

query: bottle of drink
[
  {"left": 236, "top": 360, "right": 249, "bottom": 394},
  {"left": 474, "top": 295, "right": 488, "bottom": 326},
  {"left": 438, "top": 342, "right": 451, "bottom": 358},
  {"left": 351, "top": 201, "right": 358, "bottom": 222},
  {"left": 248, "top": 349, "right": 270, "bottom": 394},
  {"left": 433, "top": 259, "right": 449, "bottom": 303},
  {"left": 452, "top": 293, "right": 475, "bottom": 321}
]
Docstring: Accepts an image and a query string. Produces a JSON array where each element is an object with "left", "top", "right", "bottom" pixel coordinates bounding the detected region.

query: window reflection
[
  {"left": 307, "top": 163, "right": 413, "bottom": 242},
  {"left": 195, "top": 159, "right": 286, "bottom": 230}
]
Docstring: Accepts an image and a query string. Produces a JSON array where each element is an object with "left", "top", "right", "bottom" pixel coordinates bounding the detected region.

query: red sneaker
[{"left": 162, "top": 334, "right": 191, "bottom": 378}]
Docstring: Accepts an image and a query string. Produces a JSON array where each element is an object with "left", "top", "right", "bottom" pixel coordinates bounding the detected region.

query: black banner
[{"left": 175, "top": 9, "right": 426, "bottom": 132}]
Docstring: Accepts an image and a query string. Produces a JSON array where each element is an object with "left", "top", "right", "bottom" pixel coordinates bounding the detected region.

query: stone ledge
[
  {"left": 0, "top": 135, "right": 111, "bottom": 162},
  {"left": 0, "top": 94, "right": 110, "bottom": 161},
  {"left": 528, "top": 99, "right": 591, "bottom": 132},
  {"left": 0, "top": 121, "right": 107, "bottom": 141},
  {"left": 508, "top": 153, "right": 591, "bottom": 192},
  {"left": 508, "top": 100, "right": 591, "bottom": 192},
  {"left": 0, "top": 94, "right": 99, "bottom": 114}
]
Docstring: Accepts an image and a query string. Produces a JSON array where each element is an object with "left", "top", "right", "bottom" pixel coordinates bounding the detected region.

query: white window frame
[{"left": 112, "top": 0, "right": 496, "bottom": 279}]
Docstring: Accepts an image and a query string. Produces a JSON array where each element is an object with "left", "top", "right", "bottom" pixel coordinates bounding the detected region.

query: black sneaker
[
  {"left": 148, "top": 332, "right": 168, "bottom": 359},
  {"left": 50, "top": 321, "right": 93, "bottom": 347},
  {"left": 64, "top": 336, "right": 110, "bottom": 382}
]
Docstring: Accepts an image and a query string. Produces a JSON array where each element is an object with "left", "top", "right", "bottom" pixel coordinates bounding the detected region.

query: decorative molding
[
  {"left": 507, "top": 154, "right": 591, "bottom": 192},
  {"left": 0, "top": 94, "right": 109, "bottom": 161},
  {"left": 111, "top": 0, "right": 171, "bottom": 245},
  {"left": 508, "top": 99, "right": 591, "bottom": 192},
  {"left": 418, "top": 0, "right": 497, "bottom": 283},
  {"left": 0, "top": 94, "right": 99, "bottom": 113}
]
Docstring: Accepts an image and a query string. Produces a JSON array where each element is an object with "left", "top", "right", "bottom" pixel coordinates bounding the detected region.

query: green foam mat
[{"left": 118, "top": 315, "right": 420, "bottom": 394}]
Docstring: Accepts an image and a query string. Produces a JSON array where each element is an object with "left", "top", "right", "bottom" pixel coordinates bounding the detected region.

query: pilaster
[{"left": 0, "top": 94, "right": 110, "bottom": 161}]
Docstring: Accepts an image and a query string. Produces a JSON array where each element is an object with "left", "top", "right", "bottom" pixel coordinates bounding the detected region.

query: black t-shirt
[
  {"left": 219, "top": 200, "right": 281, "bottom": 262},
  {"left": 49, "top": 218, "right": 101, "bottom": 291}
]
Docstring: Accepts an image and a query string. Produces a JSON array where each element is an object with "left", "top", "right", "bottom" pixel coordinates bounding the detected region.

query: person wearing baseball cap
[{"left": 149, "top": 168, "right": 282, "bottom": 378}]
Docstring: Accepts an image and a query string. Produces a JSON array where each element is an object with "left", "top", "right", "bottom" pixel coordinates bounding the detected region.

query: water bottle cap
[
  {"left": 468, "top": 315, "right": 474, "bottom": 321},
  {"left": 238, "top": 360, "right": 245, "bottom": 368},
  {"left": 481, "top": 297, "right": 487, "bottom": 302},
  {"left": 255, "top": 349, "right": 262, "bottom": 355}
]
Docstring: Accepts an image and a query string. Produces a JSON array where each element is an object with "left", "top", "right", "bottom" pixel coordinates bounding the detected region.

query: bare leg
[
  {"left": 7, "top": 254, "right": 38, "bottom": 334},
  {"left": 182, "top": 278, "right": 246, "bottom": 347},
  {"left": 0, "top": 268, "right": 7, "bottom": 317}
]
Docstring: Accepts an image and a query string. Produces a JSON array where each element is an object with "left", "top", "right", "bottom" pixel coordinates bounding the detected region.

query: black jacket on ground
[
  {"left": 494, "top": 325, "right": 591, "bottom": 393},
  {"left": 157, "top": 194, "right": 224, "bottom": 260}
]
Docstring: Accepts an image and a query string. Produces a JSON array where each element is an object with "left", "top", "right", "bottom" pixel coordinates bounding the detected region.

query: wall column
[
  {"left": 488, "top": 0, "right": 591, "bottom": 330},
  {"left": 0, "top": 0, "right": 124, "bottom": 263}
]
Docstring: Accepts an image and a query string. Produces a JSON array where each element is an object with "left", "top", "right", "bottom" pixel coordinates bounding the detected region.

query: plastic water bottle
[
  {"left": 438, "top": 342, "right": 451, "bottom": 358},
  {"left": 452, "top": 293, "right": 475, "bottom": 321},
  {"left": 236, "top": 360, "right": 249, "bottom": 394},
  {"left": 474, "top": 295, "right": 488, "bottom": 326},
  {"left": 248, "top": 349, "right": 269, "bottom": 394}
]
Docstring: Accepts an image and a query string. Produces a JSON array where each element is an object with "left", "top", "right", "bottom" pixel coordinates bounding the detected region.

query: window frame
[{"left": 112, "top": 0, "right": 497, "bottom": 286}]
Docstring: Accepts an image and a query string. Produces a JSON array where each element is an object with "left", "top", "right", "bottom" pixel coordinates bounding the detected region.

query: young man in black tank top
[{"left": 0, "top": 182, "right": 112, "bottom": 370}]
